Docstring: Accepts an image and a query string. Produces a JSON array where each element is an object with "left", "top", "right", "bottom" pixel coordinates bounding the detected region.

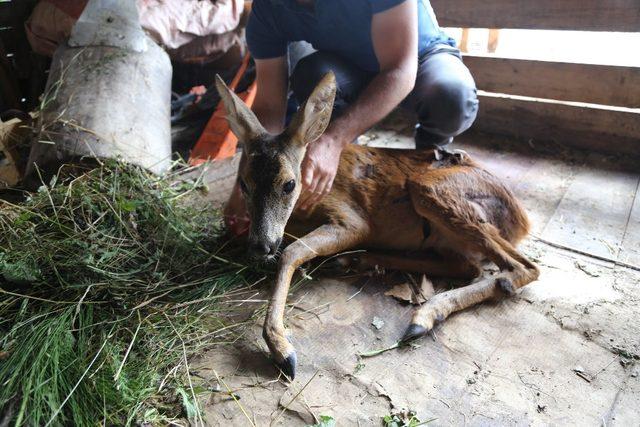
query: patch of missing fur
[
  {"left": 354, "top": 164, "right": 376, "bottom": 180},
  {"left": 365, "top": 164, "right": 375, "bottom": 177}
]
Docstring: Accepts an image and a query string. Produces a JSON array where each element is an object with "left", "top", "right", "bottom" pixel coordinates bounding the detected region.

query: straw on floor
[{"left": 0, "top": 161, "right": 261, "bottom": 426}]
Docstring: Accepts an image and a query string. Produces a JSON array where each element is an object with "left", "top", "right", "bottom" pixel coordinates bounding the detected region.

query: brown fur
[{"left": 215, "top": 73, "right": 539, "bottom": 379}]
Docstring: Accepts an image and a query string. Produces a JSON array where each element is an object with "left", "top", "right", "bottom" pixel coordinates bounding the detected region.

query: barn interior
[{"left": 0, "top": 1, "right": 639, "bottom": 426}]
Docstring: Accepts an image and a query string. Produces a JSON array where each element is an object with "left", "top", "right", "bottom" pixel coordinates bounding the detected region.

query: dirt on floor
[{"left": 185, "top": 117, "right": 640, "bottom": 426}]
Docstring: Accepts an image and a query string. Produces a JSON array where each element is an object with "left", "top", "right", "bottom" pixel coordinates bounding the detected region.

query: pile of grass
[{"left": 0, "top": 161, "right": 260, "bottom": 426}]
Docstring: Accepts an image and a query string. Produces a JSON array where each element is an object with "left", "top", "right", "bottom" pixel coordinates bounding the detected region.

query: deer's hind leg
[
  {"left": 402, "top": 171, "right": 539, "bottom": 341},
  {"left": 338, "top": 250, "right": 481, "bottom": 279}
]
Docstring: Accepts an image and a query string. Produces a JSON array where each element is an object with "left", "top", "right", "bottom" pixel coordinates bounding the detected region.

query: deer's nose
[{"left": 250, "top": 241, "right": 272, "bottom": 257}]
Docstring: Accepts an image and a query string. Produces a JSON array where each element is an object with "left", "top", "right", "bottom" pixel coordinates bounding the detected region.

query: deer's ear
[
  {"left": 288, "top": 72, "right": 336, "bottom": 146},
  {"left": 215, "top": 75, "right": 267, "bottom": 145}
]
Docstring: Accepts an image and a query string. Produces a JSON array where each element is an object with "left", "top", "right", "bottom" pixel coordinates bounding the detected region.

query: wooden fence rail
[
  {"left": 464, "top": 55, "right": 640, "bottom": 109},
  {"left": 431, "top": 0, "right": 640, "bottom": 32}
]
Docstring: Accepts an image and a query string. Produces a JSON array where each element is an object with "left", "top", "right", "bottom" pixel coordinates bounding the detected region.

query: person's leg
[
  {"left": 404, "top": 49, "right": 479, "bottom": 148},
  {"left": 290, "top": 51, "right": 373, "bottom": 119}
]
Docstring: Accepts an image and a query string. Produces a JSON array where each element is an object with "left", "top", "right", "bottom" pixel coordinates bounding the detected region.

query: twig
[
  {"left": 346, "top": 278, "right": 369, "bottom": 302},
  {"left": 575, "top": 371, "right": 592, "bottom": 383},
  {"left": 358, "top": 341, "right": 401, "bottom": 358},
  {"left": 591, "top": 356, "right": 619, "bottom": 381},
  {"left": 214, "top": 370, "right": 256, "bottom": 427}
]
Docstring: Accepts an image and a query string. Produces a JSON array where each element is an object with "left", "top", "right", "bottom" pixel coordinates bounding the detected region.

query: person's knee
[
  {"left": 420, "top": 77, "right": 479, "bottom": 136},
  {"left": 290, "top": 51, "right": 371, "bottom": 110},
  {"left": 290, "top": 52, "right": 334, "bottom": 103}
]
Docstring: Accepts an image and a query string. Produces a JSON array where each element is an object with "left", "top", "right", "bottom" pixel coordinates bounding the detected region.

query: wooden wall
[
  {"left": 431, "top": 0, "right": 640, "bottom": 32},
  {"left": 431, "top": 0, "right": 640, "bottom": 155}
]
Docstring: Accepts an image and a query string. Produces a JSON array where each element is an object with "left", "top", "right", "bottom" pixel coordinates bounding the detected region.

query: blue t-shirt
[{"left": 247, "top": 0, "right": 455, "bottom": 73}]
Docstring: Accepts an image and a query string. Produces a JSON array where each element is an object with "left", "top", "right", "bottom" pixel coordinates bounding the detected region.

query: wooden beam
[
  {"left": 431, "top": 0, "right": 640, "bottom": 32},
  {"left": 473, "top": 92, "right": 640, "bottom": 156},
  {"left": 465, "top": 55, "right": 640, "bottom": 109}
]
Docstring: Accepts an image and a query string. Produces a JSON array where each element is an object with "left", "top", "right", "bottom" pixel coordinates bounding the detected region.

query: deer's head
[{"left": 215, "top": 73, "right": 336, "bottom": 261}]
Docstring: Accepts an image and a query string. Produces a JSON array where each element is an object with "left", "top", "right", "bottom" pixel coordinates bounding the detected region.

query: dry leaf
[
  {"left": 385, "top": 275, "right": 435, "bottom": 305},
  {"left": 412, "top": 275, "right": 435, "bottom": 304},
  {"left": 384, "top": 283, "right": 413, "bottom": 303}
]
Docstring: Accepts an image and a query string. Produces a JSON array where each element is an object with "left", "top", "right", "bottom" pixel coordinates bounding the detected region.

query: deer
[{"left": 214, "top": 72, "right": 539, "bottom": 379}]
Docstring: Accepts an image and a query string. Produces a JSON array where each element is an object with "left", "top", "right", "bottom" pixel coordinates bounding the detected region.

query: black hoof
[
  {"left": 276, "top": 352, "right": 297, "bottom": 380},
  {"left": 496, "top": 277, "right": 516, "bottom": 296},
  {"left": 401, "top": 323, "right": 428, "bottom": 343}
]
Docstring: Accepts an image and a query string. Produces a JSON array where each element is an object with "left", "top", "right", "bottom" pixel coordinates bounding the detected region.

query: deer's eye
[
  {"left": 239, "top": 179, "right": 248, "bottom": 194},
  {"left": 283, "top": 180, "right": 295, "bottom": 194}
]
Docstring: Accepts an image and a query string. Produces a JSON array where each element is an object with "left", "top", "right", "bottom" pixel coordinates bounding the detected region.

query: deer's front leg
[{"left": 264, "top": 221, "right": 367, "bottom": 379}]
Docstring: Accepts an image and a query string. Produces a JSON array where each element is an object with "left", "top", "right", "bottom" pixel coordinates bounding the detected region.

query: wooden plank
[
  {"left": 619, "top": 184, "right": 640, "bottom": 267},
  {"left": 512, "top": 155, "right": 582, "bottom": 236},
  {"left": 473, "top": 92, "right": 640, "bottom": 156},
  {"left": 431, "top": 0, "right": 640, "bottom": 32},
  {"left": 541, "top": 153, "right": 639, "bottom": 260},
  {"left": 465, "top": 55, "right": 640, "bottom": 109}
]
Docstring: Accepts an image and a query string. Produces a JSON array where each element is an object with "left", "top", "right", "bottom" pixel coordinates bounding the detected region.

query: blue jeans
[{"left": 289, "top": 43, "right": 479, "bottom": 148}]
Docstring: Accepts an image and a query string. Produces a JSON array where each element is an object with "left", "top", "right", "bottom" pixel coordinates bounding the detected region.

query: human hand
[{"left": 297, "top": 133, "right": 344, "bottom": 210}]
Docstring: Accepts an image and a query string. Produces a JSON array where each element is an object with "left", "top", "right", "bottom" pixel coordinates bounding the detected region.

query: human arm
[
  {"left": 252, "top": 56, "right": 289, "bottom": 134},
  {"left": 298, "top": 0, "right": 419, "bottom": 209}
]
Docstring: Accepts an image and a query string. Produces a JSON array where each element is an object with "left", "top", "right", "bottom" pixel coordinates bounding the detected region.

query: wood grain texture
[
  {"left": 465, "top": 55, "right": 640, "bottom": 109},
  {"left": 512, "top": 155, "right": 583, "bottom": 237},
  {"left": 473, "top": 93, "right": 640, "bottom": 156},
  {"left": 619, "top": 184, "right": 640, "bottom": 267},
  {"left": 431, "top": 0, "right": 640, "bottom": 32},
  {"left": 541, "top": 153, "right": 639, "bottom": 260}
]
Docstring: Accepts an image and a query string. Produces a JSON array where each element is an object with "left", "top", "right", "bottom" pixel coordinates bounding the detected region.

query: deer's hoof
[
  {"left": 275, "top": 351, "right": 297, "bottom": 380},
  {"left": 401, "top": 323, "right": 428, "bottom": 343}
]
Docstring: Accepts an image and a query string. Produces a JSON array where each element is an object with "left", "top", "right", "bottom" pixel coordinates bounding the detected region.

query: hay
[{"left": 0, "top": 161, "right": 260, "bottom": 425}]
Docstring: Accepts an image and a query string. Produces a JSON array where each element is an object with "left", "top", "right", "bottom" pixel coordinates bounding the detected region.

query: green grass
[{"left": 0, "top": 161, "right": 262, "bottom": 425}]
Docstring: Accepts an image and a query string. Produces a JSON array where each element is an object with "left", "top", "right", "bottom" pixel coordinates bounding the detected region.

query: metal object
[{"left": 26, "top": 0, "right": 172, "bottom": 180}]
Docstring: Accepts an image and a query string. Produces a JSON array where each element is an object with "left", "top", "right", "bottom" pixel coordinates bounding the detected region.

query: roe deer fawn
[{"left": 215, "top": 72, "right": 539, "bottom": 379}]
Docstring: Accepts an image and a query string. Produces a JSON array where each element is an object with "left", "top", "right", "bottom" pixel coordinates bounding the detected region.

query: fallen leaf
[
  {"left": 412, "top": 275, "right": 435, "bottom": 304},
  {"left": 385, "top": 283, "right": 413, "bottom": 303}
]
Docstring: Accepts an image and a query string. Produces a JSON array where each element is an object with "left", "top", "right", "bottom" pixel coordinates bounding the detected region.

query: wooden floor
[{"left": 189, "top": 119, "right": 640, "bottom": 426}]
